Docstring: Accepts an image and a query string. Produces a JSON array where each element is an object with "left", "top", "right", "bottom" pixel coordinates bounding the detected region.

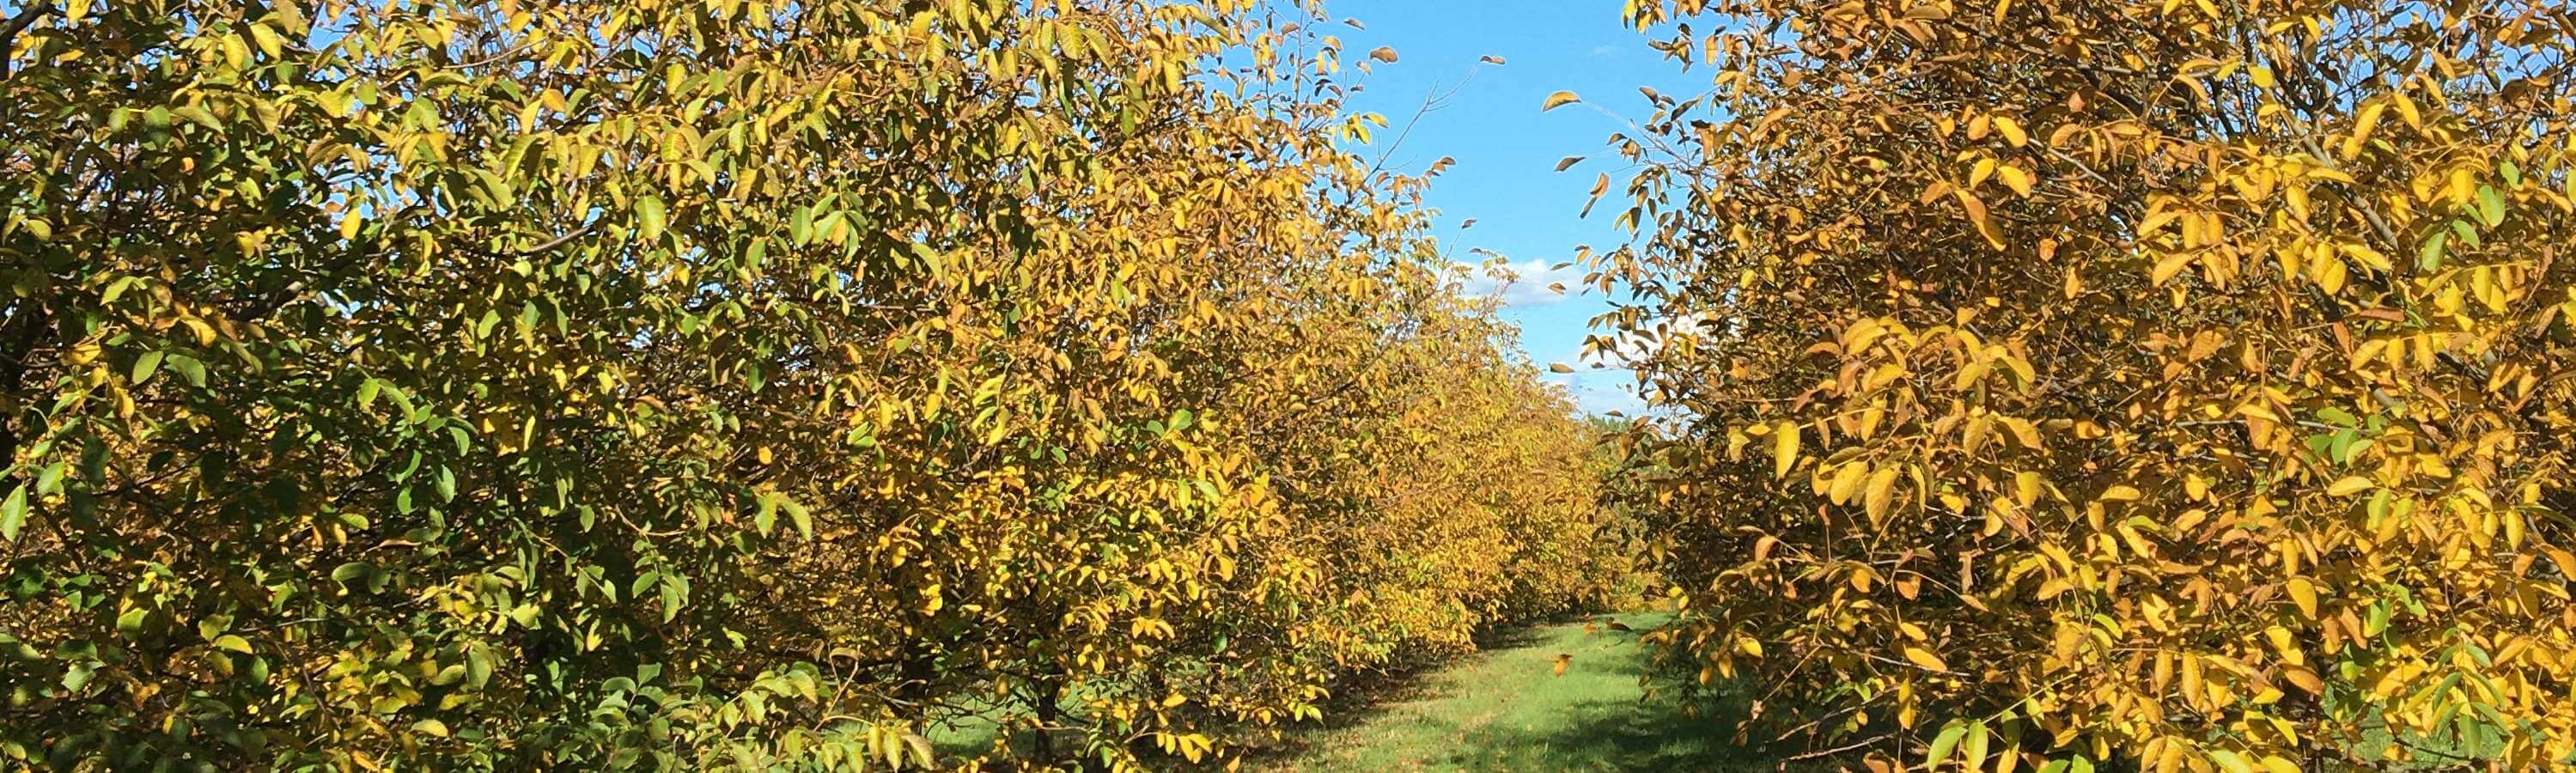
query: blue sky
[{"left": 1323, "top": 0, "right": 1691, "bottom": 415}]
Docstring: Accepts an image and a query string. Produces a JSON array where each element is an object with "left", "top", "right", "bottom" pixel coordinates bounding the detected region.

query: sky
[{"left": 1320, "top": 0, "right": 1697, "bottom": 416}]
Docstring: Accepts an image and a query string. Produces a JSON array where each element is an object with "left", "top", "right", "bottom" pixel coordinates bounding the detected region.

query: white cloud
[{"left": 1458, "top": 259, "right": 1582, "bottom": 307}]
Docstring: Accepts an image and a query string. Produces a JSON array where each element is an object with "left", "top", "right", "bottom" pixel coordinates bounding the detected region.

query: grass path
[{"left": 1256, "top": 612, "right": 1771, "bottom": 772}]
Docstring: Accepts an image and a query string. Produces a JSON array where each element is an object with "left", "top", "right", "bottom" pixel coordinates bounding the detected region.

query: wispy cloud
[{"left": 1458, "top": 259, "right": 1582, "bottom": 307}]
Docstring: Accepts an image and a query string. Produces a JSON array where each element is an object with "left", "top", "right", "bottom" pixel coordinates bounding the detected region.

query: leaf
[
  {"left": 2151, "top": 252, "right": 2195, "bottom": 285},
  {"left": 2287, "top": 577, "right": 2319, "bottom": 618},
  {"left": 1368, "top": 46, "right": 1398, "bottom": 63},
  {"left": 2475, "top": 184, "right": 2505, "bottom": 227},
  {"left": 1553, "top": 653, "right": 1571, "bottom": 676},
  {"left": 1542, "top": 91, "right": 1581, "bottom": 112},
  {"left": 130, "top": 350, "right": 165, "bottom": 385},
  {"left": 1771, "top": 421, "right": 1800, "bottom": 480},
  {"left": 2324, "top": 476, "right": 2372, "bottom": 496},
  {"left": 0, "top": 484, "right": 25, "bottom": 542},
  {"left": 1555, "top": 155, "right": 1585, "bottom": 172},
  {"left": 1549, "top": 362, "right": 1574, "bottom": 373},
  {"left": 2418, "top": 230, "right": 2448, "bottom": 270},
  {"left": 1903, "top": 645, "right": 1949, "bottom": 673},
  {"left": 1826, "top": 462, "right": 1867, "bottom": 505},
  {"left": 2207, "top": 750, "right": 2253, "bottom": 773},
  {"left": 1927, "top": 723, "right": 1968, "bottom": 765},
  {"left": 1998, "top": 165, "right": 2035, "bottom": 197},
  {"left": 1480, "top": 55, "right": 1507, "bottom": 65},
  {"left": 1863, "top": 466, "right": 1900, "bottom": 520},
  {"left": 1953, "top": 190, "right": 2004, "bottom": 249},
  {"left": 411, "top": 719, "right": 450, "bottom": 739},
  {"left": 212, "top": 635, "right": 253, "bottom": 654},
  {"left": 636, "top": 196, "right": 668, "bottom": 241},
  {"left": 2281, "top": 666, "right": 2325, "bottom": 694},
  {"left": 1992, "top": 116, "right": 2028, "bottom": 147}
]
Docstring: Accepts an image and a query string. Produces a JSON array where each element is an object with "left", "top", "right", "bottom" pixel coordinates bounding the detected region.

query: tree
[
  {"left": 2, "top": 0, "right": 1621, "bottom": 769},
  {"left": 1593, "top": 0, "right": 2576, "bottom": 769}
]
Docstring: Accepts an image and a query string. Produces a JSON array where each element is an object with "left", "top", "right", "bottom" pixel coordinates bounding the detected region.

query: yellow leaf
[
  {"left": 2151, "top": 252, "right": 2195, "bottom": 285},
  {"left": 2342, "top": 102, "right": 2384, "bottom": 159},
  {"left": 2281, "top": 665, "right": 2324, "bottom": 694},
  {"left": 1998, "top": 165, "right": 2035, "bottom": 197},
  {"left": 2287, "top": 576, "right": 2319, "bottom": 618},
  {"left": 1993, "top": 115, "right": 2028, "bottom": 147},
  {"left": 1953, "top": 190, "right": 2005, "bottom": 250},
  {"left": 1903, "top": 646, "right": 1948, "bottom": 673},
  {"left": 1827, "top": 462, "right": 1868, "bottom": 505},
  {"left": 1864, "top": 466, "right": 1900, "bottom": 520},
  {"left": 1771, "top": 421, "right": 1800, "bottom": 480},
  {"left": 1542, "top": 91, "right": 1581, "bottom": 112},
  {"left": 2325, "top": 476, "right": 2372, "bottom": 496}
]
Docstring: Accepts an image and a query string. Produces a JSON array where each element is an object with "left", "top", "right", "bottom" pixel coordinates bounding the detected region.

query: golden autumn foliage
[
  {"left": 1593, "top": 0, "right": 2576, "bottom": 770},
  {"left": 0, "top": 0, "right": 1622, "bottom": 770}
]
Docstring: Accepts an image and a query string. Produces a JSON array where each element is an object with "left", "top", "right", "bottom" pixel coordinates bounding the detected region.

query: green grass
[{"left": 1254, "top": 612, "right": 1785, "bottom": 772}]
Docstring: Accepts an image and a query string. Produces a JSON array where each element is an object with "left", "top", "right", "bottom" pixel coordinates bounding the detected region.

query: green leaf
[
  {"left": 165, "top": 354, "right": 208, "bottom": 387},
  {"left": 2476, "top": 185, "right": 2506, "bottom": 227},
  {"left": 636, "top": 196, "right": 668, "bottom": 241},
  {"left": 130, "top": 350, "right": 164, "bottom": 385},
  {"left": 61, "top": 661, "right": 96, "bottom": 692},
  {"left": 2208, "top": 749, "right": 2253, "bottom": 773},
  {"left": 2417, "top": 230, "right": 2448, "bottom": 271},
  {"left": 466, "top": 647, "right": 493, "bottom": 690},
  {"left": 0, "top": 484, "right": 25, "bottom": 542},
  {"left": 212, "top": 635, "right": 253, "bottom": 654},
  {"left": 1926, "top": 722, "right": 1967, "bottom": 765},
  {"left": 169, "top": 104, "right": 224, "bottom": 133}
]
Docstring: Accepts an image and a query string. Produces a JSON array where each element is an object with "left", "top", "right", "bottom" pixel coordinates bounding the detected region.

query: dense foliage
[
  {"left": 1592, "top": 0, "right": 2576, "bottom": 770},
  {"left": 0, "top": 0, "right": 1624, "bottom": 769}
]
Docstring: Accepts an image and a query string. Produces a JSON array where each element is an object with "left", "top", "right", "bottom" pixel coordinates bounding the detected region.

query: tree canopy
[
  {"left": 1596, "top": 0, "right": 2576, "bottom": 770},
  {"left": 0, "top": 0, "right": 1623, "bottom": 769}
]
